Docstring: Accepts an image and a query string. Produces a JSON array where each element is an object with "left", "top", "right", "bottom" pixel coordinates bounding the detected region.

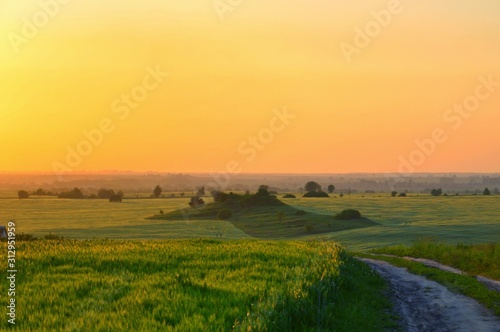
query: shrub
[
  {"left": 217, "top": 209, "right": 233, "bottom": 220},
  {"left": 431, "top": 188, "right": 443, "bottom": 196},
  {"left": 16, "top": 233, "right": 37, "bottom": 241},
  {"left": 391, "top": 191, "right": 398, "bottom": 197},
  {"left": 334, "top": 209, "right": 362, "bottom": 220},
  {"left": 398, "top": 193, "right": 407, "bottom": 197},
  {"left": 109, "top": 194, "right": 122, "bottom": 202},
  {"left": 295, "top": 210, "right": 306, "bottom": 216},
  {"left": 44, "top": 233, "right": 65, "bottom": 241},
  {"left": 283, "top": 194, "right": 296, "bottom": 198},
  {"left": 303, "top": 191, "right": 329, "bottom": 198}
]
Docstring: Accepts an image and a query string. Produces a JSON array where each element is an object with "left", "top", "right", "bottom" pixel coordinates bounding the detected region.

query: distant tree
[
  {"left": 483, "top": 187, "right": 491, "bottom": 196},
  {"left": 98, "top": 188, "right": 115, "bottom": 199},
  {"left": 339, "top": 193, "right": 344, "bottom": 198},
  {"left": 34, "top": 188, "right": 46, "bottom": 196},
  {"left": 180, "top": 192, "right": 185, "bottom": 197},
  {"left": 18, "top": 190, "right": 30, "bottom": 199},
  {"left": 305, "top": 181, "right": 321, "bottom": 193},
  {"left": 109, "top": 194, "right": 122, "bottom": 202},
  {"left": 117, "top": 190, "right": 124, "bottom": 199},
  {"left": 258, "top": 185, "right": 269, "bottom": 192},
  {"left": 196, "top": 187, "right": 205, "bottom": 197},
  {"left": 431, "top": 188, "right": 443, "bottom": 196},
  {"left": 153, "top": 185, "right": 162, "bottom": 198},
  {"left": 398, "top": 192, "right": 407, "bottom": 197},
  {"left": 189, "top": 196, "right": 205, "bottom": 208},
  {"left": 327, "top": 184, "right": 335, "bottom": 193},
  {"left": 391, "top": 191, "right": 398, "bottom": 197},
  {"left": 58, "top": 188, "right": 84, "bottom": 199},
  {"left": 257, "top": 185, "right": 270, "bottom": 195}
]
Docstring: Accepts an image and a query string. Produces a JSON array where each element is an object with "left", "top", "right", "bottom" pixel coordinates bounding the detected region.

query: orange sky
[{"left": 1, "top": 1, "right": 499, "bottom": 175}]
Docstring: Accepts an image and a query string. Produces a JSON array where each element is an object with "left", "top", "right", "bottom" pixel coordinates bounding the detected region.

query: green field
[
  {"left": 1, "top": 194, "right": 499, "bottom": 250},
  {"left": 0, "top": 239, "right": 394, "bottom": 331}
]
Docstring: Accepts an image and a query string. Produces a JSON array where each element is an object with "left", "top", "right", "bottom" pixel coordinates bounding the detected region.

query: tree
[
  {"left": 305, "top": 181, "right": 321, "bottom": 193},
  {"left": 180, "top": 192, "right": 185, "bottom": 197},
  {"left": 109, "top": 194, "right": 122, "bottom": 202},
  {"left": 34, "top": 188, "right": 46, "bottom": 196},
  {"left": 327, "top": 184, "right": 335, "bottom": 193},
  {"left": 196, "top": 187, "right": 205, "bottom": 197},
  {"left": 391, "top": 191, "right": 398, "bottom": 197},
  {"left": 431, "top": 188, "right": 443, "bottom": 196},
  {"left": 483, "top": 187, "right": 491, "bottom": 196},
  {"left": 58, "top": 188, "right": 84, "bottom": 199},
  {"left": 257, "top": 185, "right": 270, "bottom": 195},
  {"left": 98, "top": 188, "right": 115, "bottom": 199},
  {"left": 153, "top": 185, "right": 162, "bottom": 198},
  {"left": 18, "top": 190, "right": 30, "bottom": 199}
]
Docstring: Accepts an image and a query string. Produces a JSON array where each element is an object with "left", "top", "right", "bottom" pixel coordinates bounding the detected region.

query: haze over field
[{"left": 1, "top": 1, "right": 499, "bottom": 175}]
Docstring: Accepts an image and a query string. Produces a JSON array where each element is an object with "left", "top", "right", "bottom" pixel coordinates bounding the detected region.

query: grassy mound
[{"left": 148, "top": 189, "right": 378, "bottom": 238}]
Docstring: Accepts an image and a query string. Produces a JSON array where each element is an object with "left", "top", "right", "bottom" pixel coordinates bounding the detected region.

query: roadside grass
[
  {"left": 371, "top": 239, "right": 500, "bottom": 280},
  {"left": 355, "top": 253, "right": 500, "bottom": 316},
  {"left": 2, "top": 239, "right": 396, "bottom": 331}
]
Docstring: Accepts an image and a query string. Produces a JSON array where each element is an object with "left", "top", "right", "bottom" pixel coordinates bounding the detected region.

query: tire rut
[{"left": 358, "top": 258, "right": 500, "bottom": 332}]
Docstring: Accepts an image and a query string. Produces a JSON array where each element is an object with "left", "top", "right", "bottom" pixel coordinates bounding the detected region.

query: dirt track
[{"left": 359, "top": 258, "right": 500, "bottom": 332}]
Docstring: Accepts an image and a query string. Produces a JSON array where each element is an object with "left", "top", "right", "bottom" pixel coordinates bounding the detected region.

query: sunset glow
[{"left": 1, "top": 0, "right": 499, "bottom": 174}]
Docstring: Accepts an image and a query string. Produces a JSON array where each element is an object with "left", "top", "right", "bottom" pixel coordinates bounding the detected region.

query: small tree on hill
[
  {"left": 391, "top": 191, "right": 398, "bottom": 197},
  {"left": 305, "top": 181, "right": 321, "bottom": 193},
  {"left": 18, "top": 190, "right": 30, "bottom": 199},
  {"left": 327, "top": 184, "right": 335, "bottom": 193},
  {"left": 153, "top": 185, "right": 162, "bottom": 198},
  {"left": 483, "top": 187, "right": 491, "bottom": 196}
]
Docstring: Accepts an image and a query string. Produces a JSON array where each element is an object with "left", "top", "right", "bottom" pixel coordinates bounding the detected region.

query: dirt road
[{"left": 359, "top": 258, "right": 500, "bottom": 332}]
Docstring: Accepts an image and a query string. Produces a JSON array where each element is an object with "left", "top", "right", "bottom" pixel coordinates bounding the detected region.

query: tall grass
[
  {"left": 373, "top": 239, "right": 500, "bottom": 280},
  {"left": 1, "top": 239, "right": 395, "bottom": 331}
]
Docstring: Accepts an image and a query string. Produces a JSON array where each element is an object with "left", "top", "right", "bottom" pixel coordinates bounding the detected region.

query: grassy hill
[{"left": 147, "top": 189, "right": 378, "bottom": 238}]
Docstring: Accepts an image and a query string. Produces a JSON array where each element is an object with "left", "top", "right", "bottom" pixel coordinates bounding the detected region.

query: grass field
[
  {"left": 0, "top": 239, "right": 395, "bottom": 331},
  {"left": 371, "top": 240, "right": 500, "bottom": 280},
  {"left": 1, "top": 193, "right": 498, "bottom": 251}
]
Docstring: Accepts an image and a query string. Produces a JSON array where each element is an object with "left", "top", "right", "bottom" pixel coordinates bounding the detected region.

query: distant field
[
  {"left": 1, "top": 239, "right": 393, "bottom": 331},
  {"left": 1, "top": 193, "right": 499, "bottom": 250}
]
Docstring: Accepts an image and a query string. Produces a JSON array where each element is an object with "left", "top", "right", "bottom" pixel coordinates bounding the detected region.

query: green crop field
[
  {"left": 1, "top": 193, "right": 498, "bottom": 250},
  {"left": 0, "top": 239, "right": 394, "bottom": 331}
]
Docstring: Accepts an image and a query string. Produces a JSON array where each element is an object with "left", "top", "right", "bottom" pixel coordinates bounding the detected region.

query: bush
[
  {"left": 283, "top": 194, "right": 296, "bottom": 198},
  {"left": 109, "top": 194, "right": 122, "bottom": 202},
  {"left": 334, "top": 209, "right": 362, "bottom": 220},
  {"left": 295, "top": 210, "right": 306, "bottom": 216},
  {"left": 303, "top": 191, "right": 329, "bottom": 198},
  {"left": 391, "top": 191, "right": 398, "bottom": 197},
  {"left": 15, "top": 233, "right": 37, "bottom": 241},
  {"left": 398, "top": 193, "right": 407, "bottom": 197},
  {"left": 431, "top": 188, "right": 443, "bottom": 196},
  {"left": 44, "top": 233, "right": 65, "bottom": 241},
  {"left": 217, "top": 209, "right": 233, "bottom": 220}
]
